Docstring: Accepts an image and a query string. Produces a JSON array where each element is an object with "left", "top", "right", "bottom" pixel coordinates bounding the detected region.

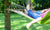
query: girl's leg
[{"left": 26, "top": 17, "right": 42, "bottom": 29}]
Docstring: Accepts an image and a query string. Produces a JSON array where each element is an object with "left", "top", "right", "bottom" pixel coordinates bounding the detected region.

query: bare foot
[{"left": 26, "top": 23, "right": 31, "bottom": 29}]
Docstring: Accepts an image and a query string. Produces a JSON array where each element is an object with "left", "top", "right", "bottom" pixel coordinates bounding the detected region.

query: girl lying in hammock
[{"left": 26, "top": 8, "right": 50, "bottom": 29}]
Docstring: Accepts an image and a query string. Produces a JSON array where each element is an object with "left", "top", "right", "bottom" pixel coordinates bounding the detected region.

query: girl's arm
[
  {"left": 26, "top": 4, "right": 30, "bottom": 10},
  {"left": 26, "top": 17, "right": 42, "bottom": 29}
]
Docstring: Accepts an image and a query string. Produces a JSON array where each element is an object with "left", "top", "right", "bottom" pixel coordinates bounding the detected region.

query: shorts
[{"left": 28, "top": 9, "right": 42, "bottom": 19}]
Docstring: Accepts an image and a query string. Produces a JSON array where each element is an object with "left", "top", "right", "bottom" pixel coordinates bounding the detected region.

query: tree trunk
[
  {"left": 5, "top": 10, "right": 11, "bottom": 30},
  {"left": 4, "top": 0, "right": 11, "bottom": 30}
]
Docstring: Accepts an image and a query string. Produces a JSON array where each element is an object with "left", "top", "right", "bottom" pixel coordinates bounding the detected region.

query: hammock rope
[{"left": 11, "top": 2, "right": 26, "bottom": 9}]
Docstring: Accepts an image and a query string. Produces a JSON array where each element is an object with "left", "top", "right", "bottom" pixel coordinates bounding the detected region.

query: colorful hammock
[
  {"left": 40, "top": 11, "right": 50, "bottom": 24},
  {"left": 10, "top": 9, "right": 50, "bottom": 24}
]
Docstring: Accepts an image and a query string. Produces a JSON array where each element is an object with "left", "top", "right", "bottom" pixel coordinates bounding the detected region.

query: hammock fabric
[
  {"left": 40, "top": 10, "right": 50, "bottom": 24},
  {"left": 41, "top": 8, "right": 50, "bottom": 18},
  {"left": 10, "top": 9, "right": 34, "bottom": 20},
  {"left": 10, "top": 9, "right": 50, "bottom": 24}
]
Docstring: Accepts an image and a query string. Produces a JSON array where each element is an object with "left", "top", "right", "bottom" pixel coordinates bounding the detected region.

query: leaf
[{"left": 40, "top": 11, "right": 50, "bottom": 24}]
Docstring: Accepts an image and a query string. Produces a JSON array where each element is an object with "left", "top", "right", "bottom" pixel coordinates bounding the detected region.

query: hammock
[
  {"left": 10, "top": 9, "right": 50, "bottom": 24},
  {"left": 10, "top": 9, "right": 35, "bottom": 20},
  {"left": 40, "top": 11, "right": 50, "bottom": 24},
  {"left": 10, "top": 9, "right": 50, "bottom": 29}
]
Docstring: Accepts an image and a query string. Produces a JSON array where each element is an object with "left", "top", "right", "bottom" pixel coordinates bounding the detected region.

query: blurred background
[{"left": 0, "top": 0, "right": 50, "bottom": 30}]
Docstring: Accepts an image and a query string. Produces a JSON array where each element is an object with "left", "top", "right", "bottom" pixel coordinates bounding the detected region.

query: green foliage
[
  {"left": 40, "top": 11, "right": 50, "bottom": 24},
  {"left": 0, "top": 0, "right": 11, "bottom": 11},
  {"left": 34, "top": 0, "right": 50, "bottom": 10},
  {"left": 0, "top": 0, "right": 3, "bottom": 3},
  {"left": 0, "top": 0, "right": 50, "bottom": 11},
  {"left": 12, "top": 0, "right": 27, "bottom": 6},
  {"left": 0, "top": 0, "right": 3, "bottom": 11}
]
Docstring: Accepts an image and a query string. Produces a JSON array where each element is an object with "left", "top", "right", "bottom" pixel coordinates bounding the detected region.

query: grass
[{"left": 0, "top": 13, "right": 50, "bottom": 30}]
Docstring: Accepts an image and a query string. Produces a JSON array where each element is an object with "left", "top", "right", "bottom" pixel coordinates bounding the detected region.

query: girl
[{"left": 26, "top": 8, "right": 50, "bottom": 29}]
